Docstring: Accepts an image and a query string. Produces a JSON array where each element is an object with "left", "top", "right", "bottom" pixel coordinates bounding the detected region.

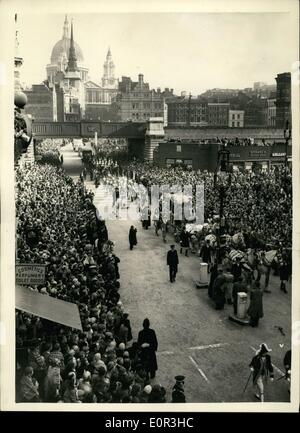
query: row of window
[
  {"left": 173, "top": 110, "right": 206, "bottom": 114},
  {"left": 131, "top": 112, "right": 163, "bottom": 119},
  {"left": 132, "top": 103, "right": 162, "bottom": 110},
  {"left": 132, "top": 93, "right": 156, "bottom": 98},
  {"left": 166, "top": 158, "right": 193, "bottom": 168},
  {"left": 169, "top": 116, "right": 207, "bottom": 122},
  {"left": 171, "top": 106, "right": 207, "bottom": 110}
]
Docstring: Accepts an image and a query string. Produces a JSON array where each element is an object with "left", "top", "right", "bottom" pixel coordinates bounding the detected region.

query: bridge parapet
[{"left": 32, "top": 121, "right": 147, "bottom": 139}]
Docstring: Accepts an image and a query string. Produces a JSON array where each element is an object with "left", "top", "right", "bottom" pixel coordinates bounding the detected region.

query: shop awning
[{"left": 15, "top": 285, "right": 82, "bottom": 331}]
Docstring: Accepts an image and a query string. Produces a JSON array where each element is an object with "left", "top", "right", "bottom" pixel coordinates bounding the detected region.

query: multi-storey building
[
  {"left": 116, "top": 74, "right": 166, "bottom": 123},
  {"left": 275, "top": 72, "right": 291, "bottom": 128},
  {"left": 244, "top": 97, "right": 268, "bottom": 127},
  {"left": 207, "top": 103, "right": 230, "bottom": 127},
  {"left": 167, "top": 96, "right": 208, "bottom": 126},
  {"left": 267, "top": 98, "right": 276, "bottom": 127},
  {"left": 24, "top": 83, "right": 64, "bottom": 122},
  {"left": 228, "top": 110, "right": 244, "bottom": 128}
]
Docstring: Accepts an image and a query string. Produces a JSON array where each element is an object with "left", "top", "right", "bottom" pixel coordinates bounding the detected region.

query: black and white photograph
[{"left": 1, "top": 0, "right": 300, "bottom": 413}]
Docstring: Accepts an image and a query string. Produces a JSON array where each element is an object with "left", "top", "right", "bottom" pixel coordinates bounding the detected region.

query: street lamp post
[{"left": 214, "top": 143, "right": 231, "bottom": 263}]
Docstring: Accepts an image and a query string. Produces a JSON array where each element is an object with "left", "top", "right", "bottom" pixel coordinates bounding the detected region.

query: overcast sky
[{"left": 17, "top": 12, "right": 296, "bottom": 95}]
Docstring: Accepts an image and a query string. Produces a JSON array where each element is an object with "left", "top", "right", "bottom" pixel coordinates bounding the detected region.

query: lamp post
[{"left": 214, "top": 143, "right": 231, "bottom": 263}]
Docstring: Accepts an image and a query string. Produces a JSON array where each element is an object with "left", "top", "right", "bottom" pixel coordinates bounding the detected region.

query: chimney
[
  {"left": 170, "top": 89, "right": 174, "bottom": 94},
  {"left": 138, "top": 74, "right": 144, "bottom": 83},
  {"left": 157, "top": 87, "right": 161, "bottom": 93}
]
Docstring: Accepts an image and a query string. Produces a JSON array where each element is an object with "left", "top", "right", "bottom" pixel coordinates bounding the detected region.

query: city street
[{"left": 62, "top": 144, "right": 292, "bottom": 403}]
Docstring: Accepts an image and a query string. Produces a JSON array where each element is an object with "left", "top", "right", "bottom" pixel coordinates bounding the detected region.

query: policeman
[{"left": 171, "top": 375, "right": 186, "bottom": 402}]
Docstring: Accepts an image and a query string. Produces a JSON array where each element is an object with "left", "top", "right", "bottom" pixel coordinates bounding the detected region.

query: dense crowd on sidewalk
[
  {"left": 34, "top": 138, "right": 65, "bottom": 166},
  {"left": 15, "top": 163, "right": 168, "bottom": 403}
]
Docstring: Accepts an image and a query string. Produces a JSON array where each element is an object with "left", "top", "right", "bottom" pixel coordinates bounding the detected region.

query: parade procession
[{"left": 3, "top": 6, "right": 299, "bottom": 410}]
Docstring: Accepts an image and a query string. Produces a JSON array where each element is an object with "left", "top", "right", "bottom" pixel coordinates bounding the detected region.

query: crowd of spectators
[
  {"left": 35, "top": 139, "right": 64, "bottom": 166},
  {"left": 15, "top": 164, "right": 167, "bottom": 403}
]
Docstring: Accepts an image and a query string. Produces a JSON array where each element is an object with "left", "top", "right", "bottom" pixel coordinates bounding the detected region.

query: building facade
[
  {"left": 228, "top": 110, "right": 244, "bottom": 128},
  {"left": 207, "top": 103, "right": 230, "bottom": 127},
  {"left": 154, "top": 140, "right": 292, "bottom": 172},
  {"left": 267, "top": 98, "right": 276, "bottom": 127},
  {"left": 116, "top": 74, "right": 166, "bottom": 123},
  {"left": 24, "top": 83, "right": 64, "bottom": 122},
  {"left": 167, "top": 97, "right": 208, "bottom": 126},
  {"left": 244, "top": 97, "right": 268, "bottom": 127},
  {"left": 275, "top": 72, "right": 291, "bottom": 128}
]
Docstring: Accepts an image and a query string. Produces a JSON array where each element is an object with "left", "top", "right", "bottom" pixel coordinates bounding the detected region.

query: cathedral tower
[{"left": 102, "top": 47, "right": 118, "bottom": 89}]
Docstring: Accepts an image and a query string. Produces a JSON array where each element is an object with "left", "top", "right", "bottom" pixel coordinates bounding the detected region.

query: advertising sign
[{"left": 15, "top": 264, "right": 46, "bottom": 285}]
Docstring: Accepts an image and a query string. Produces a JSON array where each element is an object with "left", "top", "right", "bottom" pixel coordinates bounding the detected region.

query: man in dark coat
[
  {"left": 208, "top": 259, "right": 218, "bottom": 298},
  {"left": 212, "top": 269, "right": 226, "bottom": 310},
  {"left": 137, "top": 318, "right": 158, "bottom": 379},
  {"left": 129, "top": 226, "right": 137, "bottom": 250},
  {"left": 249, "top": 343, "right": 274, "bottom": 402},
  {"left": 279, "top": 259, "right": 289, "bottom": 293},
  {"left": 179, "top": 229, "right": 190, "bottom": 257},
  {"left": 247, "top": 281, "right": 264, "bottom": 327},
  {"left": 231, "top": 257, "right": 243, "bottom": 282},
  {"left": 200, "top": 240, "right": 212, "bottom": 272},
  {"left": 167, "top": 245, "right": 179, "bottom": 283}
]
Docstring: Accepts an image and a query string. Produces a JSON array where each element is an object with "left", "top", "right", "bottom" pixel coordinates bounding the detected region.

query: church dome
[{"left": 50, "top": 37, "right": 84, "bottom": 65}]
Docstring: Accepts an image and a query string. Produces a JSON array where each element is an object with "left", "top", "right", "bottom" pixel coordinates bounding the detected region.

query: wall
[
  {"left": 154, "top": 142, "right": 292, "bottom": 171},
  {"left": 24, "top": 84, "right": 54, "bottom": 122},
  {"left": 154, "top": 142, "right": 218, "bottom": 171},
  {"left": 84, "top": 103, "right": 120, "bottom": 121}
]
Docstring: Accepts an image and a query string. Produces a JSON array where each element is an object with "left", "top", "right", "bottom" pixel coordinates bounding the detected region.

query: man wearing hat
[
  {"left": 167, "top": 245, "right": 179, "bottom": 283},
  {"left": 249, "top": 343, "right": 274, "bottom": 402},
  {"left": 171, "top": 375, "right": 186, "bottom": 403}
]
